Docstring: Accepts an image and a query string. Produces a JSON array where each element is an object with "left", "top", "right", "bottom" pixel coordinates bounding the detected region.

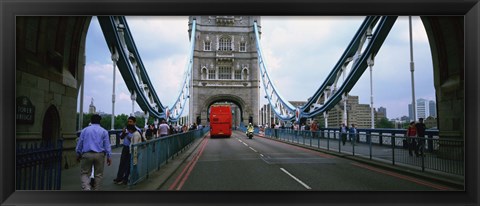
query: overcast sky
[{"left": 79, "top": 16, "right": 434, "bottom": 120}]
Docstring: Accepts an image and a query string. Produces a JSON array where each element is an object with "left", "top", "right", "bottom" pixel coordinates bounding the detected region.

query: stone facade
[
  {"left": 188, "top": 16, "right": 261, "bottom": 126},
  {"left": 16, "top": 17, "right": 91, "bottom": 168}
]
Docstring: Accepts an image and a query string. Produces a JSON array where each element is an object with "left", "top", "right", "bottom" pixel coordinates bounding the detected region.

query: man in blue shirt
[
  {"left": 114, "top": 116, "right": 141, "bottom": 185},
  {"left": 76, "top": 114, "right": 112, "bottom": 190},
  {"left": 349, "top": 123, "right": 357, "bottom": 145}
]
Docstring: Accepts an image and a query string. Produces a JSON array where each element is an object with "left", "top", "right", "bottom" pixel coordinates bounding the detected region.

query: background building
[
  {"left": 88, "top": 98, "right": 96, "bottom": 114},
  {"left": 377, "top": 107, "right": 387, "bottom": 119},
  {"left": 408, "top": 104, "right": 414, "bottom": 121},
  {"left": 409, "top": 99, "right": 436, "bottom": 121},
  {"left": 327, "top": 95, "right": 372, "bottom": 128},
  {"left": 429, "top": 100, "right": 437, "bottom": 118},
  {"left": 417, "top": 98, "right": 427, "bottom": 119}
]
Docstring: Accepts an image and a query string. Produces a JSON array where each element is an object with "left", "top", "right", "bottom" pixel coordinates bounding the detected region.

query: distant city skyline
[
  {"left": 79, "top": 16, "right": 435, "bottom": 121},
  {"left": 408, "top": 98, "right": 437, "bottom": 121}
]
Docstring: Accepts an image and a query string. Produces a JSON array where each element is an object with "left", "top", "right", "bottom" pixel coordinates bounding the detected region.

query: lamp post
[
  {"left": 131, "top": 91, "right": 136, "bottom": 116},
  {"left": 366, "top": 27, "right": 375, "bottom": 129},
  {"left": 111, "top": 46, "right": 118, "bottom": 130},
  {"left": 409, "top": 16, "right": 417, "bottom": 122}
]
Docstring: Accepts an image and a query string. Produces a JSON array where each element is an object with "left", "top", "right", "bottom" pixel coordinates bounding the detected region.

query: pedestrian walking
[
  {"left": 145, "top": 124, "right": 155, "bottom": 140},
  {"left": 158, "top": 119, "right": 169, "bottom": 137},
  {"left": 406, "top": 121, "right": 417, "bottom": 156},
  {"left": 415, "top": 118, "right": 426, "bottom": 157},
  {"left": 349, "top": 124, "right": 357, "bottom": 145},
  {"left": 76, "top": 114, "right": 112, "bottom": 190},
  {"left": 340, "top": 123, "right": 348, "bottom": 146},
  {"left": 114, "top": 116, "right": 141, "bottom": 185},
  {"left": 310, "top": 120, "right": 318, "bottom": 138},
  {"left": 182, "top": 124, "right": 188, "bottom": 133}
]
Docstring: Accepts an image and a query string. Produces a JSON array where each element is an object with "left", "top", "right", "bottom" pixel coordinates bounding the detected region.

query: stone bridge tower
[{"left": 188, "top": 16, "right": 261, "bottom": 127}]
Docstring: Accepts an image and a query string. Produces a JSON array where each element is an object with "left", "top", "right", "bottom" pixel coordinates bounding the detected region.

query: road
[{"left": 160, "top": 131, "right": 452, "bottom": 191}]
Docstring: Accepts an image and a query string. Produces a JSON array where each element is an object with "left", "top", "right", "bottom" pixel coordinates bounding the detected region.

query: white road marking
[
  {"left": 243, "top": 143, "right": 248, "bottom": 147},
  {"left": 260, "top": 154, "right": 264, "bottom": 157},
  {"left": 249, "top": 147, "right": 258, "bottom": 153},
  {"left": 280, "top": 168, "right": 312, "bottom": 190}
]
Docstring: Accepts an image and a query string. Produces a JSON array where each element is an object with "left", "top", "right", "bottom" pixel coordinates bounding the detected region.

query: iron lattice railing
[
  {"left": 262, "top": 128, "right": 464, "bottom": 177},
  {"left": 16, "top": 139, "right": 63, "bottom": 190},
  {"left": 128, "top": 127, "right": 210, "bottom": 186}
]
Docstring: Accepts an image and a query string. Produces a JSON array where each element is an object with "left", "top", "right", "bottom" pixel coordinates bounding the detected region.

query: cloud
[
  {"left": 390, "top": 16, "right": 430, "bottom": 45},
  {"left": 142, "top": 54, "right": 189, "bottom": 107},
  {"left": 126, "top": 16, "right": 190, "bottom": 56},
  {"left": 118, "top": 92, "right": 132, "bottom": 101}
]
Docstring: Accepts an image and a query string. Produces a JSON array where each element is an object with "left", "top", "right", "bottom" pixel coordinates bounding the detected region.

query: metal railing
[
  {"left": 16, "top": 139, "right": 63, "bottom": 190},
  {"left": 78, "top": 129, "right": 141, "bottom": 148},
  {"left": 128, "top": 127, "right": 209, "bottom": 186},
  {"left": 262, "top": 128, "right": 464, "bottom": 176}
]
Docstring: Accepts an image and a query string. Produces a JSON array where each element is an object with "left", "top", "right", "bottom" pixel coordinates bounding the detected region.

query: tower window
[
  {"left": 240, "top": 42, "right": 246, "bottom": 52},
  {"left": 218, "top": 66, "right": 232, "bottom": 79},
  {"left": 219, "top": 36, "right": 232, "bottom": 51},
  {"left": 234, "top": 70, "right": 242, "bottom": 79},
  {"left": 208, "top": 68, "right": 216, "bottom": 79},
  {"left": 204, "top": 41, "right": 211, "bottom": 51}
]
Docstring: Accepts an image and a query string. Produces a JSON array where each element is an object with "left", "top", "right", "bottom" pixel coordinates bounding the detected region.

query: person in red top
[
  {"left": 310, "top": 120, "right": 318, "bottom": 138},
  {"left": 406, "top": 121, "right": 417, "bottom": 156}
]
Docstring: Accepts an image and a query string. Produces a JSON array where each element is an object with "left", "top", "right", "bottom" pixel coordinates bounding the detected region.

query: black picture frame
[{"left": 2, "top": 0, "right": 478, "bottom": 205}]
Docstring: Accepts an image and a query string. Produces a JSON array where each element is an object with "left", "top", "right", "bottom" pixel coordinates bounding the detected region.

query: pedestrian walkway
[
  {"left": 62, "top": 132, "right": 463, "bottom": 191},
  {"left": 61, "top": 137, "right": 205, "bottom": 191},
  {"left": 259, "top": 132, "right": 464, "bottom": 190}
]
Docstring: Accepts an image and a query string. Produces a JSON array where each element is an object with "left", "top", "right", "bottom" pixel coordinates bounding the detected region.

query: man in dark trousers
[
  {"left": 415, "top": 118, "right": 427, "bottom": 157},
  {"left": 340, "top": 123, "right": 348, "bottom": 146},
  {"left": 114, "top": 116, "right": 141, "bottom": 185}
]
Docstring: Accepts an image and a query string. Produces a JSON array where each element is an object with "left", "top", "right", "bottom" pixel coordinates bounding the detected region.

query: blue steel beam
[
  {"left": 304, "top": 16, "right": 397, "bottom": 118},
  {"left": 254, "top": 21, "right": 296, "bottom": 121},
  {"left": 98, "top": 16, "right": 196, "bottom": 122},
  {"left": 254, "top": 16, "right": 397, "bottom": 121},
  {"left": 118, "top": 17, "right": 167, "bottom": 112},
  {"left": 300, "top": 16, "right": 380, "bottom": 112},
  {"left": 167, "top": 19, "right": 196, "bottom": 122},
  {"left": 98, "top": 16, "right": 165, "bottom": 119}
]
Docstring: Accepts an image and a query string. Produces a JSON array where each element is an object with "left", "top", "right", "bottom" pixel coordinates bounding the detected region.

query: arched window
[
  {"left": 201, "top": 67, "right": 208, "bottom": 80},
  {"left": 242, "top": 68, "right": 249, "bottom": 80},
  {"left": 219, "top": 36, "right": 232, "bottom": 51},
  {"left": 42, "top": 105, "right": 60, "bottom": 146}
]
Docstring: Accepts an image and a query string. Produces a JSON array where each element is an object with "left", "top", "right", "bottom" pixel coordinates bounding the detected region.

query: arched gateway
[{"left": 188, "top": 16, "right": 261, "bottom": 127}]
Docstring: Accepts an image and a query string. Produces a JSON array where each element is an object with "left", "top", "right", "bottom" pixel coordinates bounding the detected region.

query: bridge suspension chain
[
  {"left": 98, "top": 16, "right": 196, "bottom": 122},
  {"left": 253, "top": 16, "right": 397, "bottom": 122},
  {"left": 167, "top": 19, "right": 196, "bottom": 122},
  {"left": 254, "top": 21, "right": 297, "bottom": 122}
]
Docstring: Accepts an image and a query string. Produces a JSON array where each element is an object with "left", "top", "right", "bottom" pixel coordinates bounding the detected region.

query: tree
[
  {"left": 375, "top": 117, "right": 394, "bottom": 128},
  {"left": 77, "top": 113, "right": 157, "bottom": 131}
]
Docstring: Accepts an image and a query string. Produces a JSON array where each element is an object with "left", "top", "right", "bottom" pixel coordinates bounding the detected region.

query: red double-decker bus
[{"left": 209, "top": 105, "right": 232, "bottom": 138}]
